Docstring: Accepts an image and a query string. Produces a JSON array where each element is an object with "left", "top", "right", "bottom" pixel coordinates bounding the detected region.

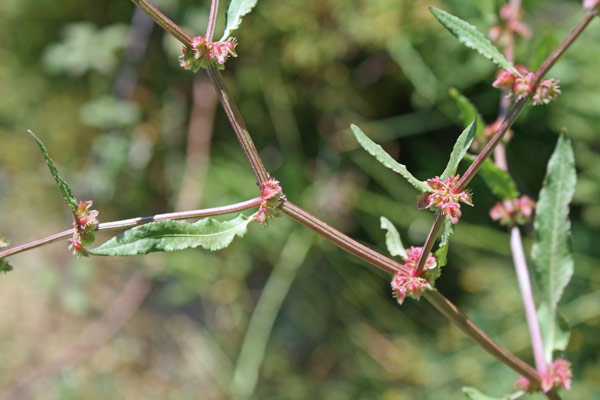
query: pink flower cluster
[
  {"left": 492, "top": 66, "right": 561, "bottom": 105},
  {"left": 179, "top": 36, "right": 238, "bottom": 72},
  {"left": 391, "top": 247, "right": 436, "bottom": 305},
  {"left": 583, "top": 0, "right": 600, "bottom": 10},
  {"left": 490, "top": 196, "right": 536, "bottom": 227},
  {"left": 69, "top": 200, "right": 99, "bottom": 256},
  {"left": 417, "top": 176, "right": 473, "bottom": 224},
  {"left": 515, "top": 359, "right": 572, "bottom": 393},
  {"left": 256, "top": 178, "right": 284, "bottom": 225}
]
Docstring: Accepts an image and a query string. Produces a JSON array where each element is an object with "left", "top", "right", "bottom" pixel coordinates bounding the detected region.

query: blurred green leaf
[
  {"left": 28, "top": 130, "right": 78, "bottom": 214},
  {"left": 448, "top": 87, "right": 486, "bottom": 141},
  {"left": 532, "top": 133, "right": 575, "bottom": 361},
  {"left": 429, "top": 7, "right": 520, "bottom": 76},
  {"left": 440, "top": 117, "right": 477, "bottom": 180},
  {"left": 350, "top": 124, "right": 429, "bottom": 192},
  {"left": 462, "top": 386, "right": 524, "bottom": 400},
  {"left": 80, "top": 96, "right": 141, "bottom": 129},
  {"left": 434, "top": 219, "right": 454, "bottom": 275},
  {"left": 90, "top": 214, "right": 255, "bottom": 256},
  {"left": 220, "top": 0, "right": 259, "bottom": 41},
  {"left": 537, "top": 303, "right": 571, "bottom": 362},
  {"left": 380, "top": 216, "right": 407, "bottom": 258},
  {"left": 465, "top": 155, "right": 519, "bottom": 200},
  {"left": 0, "top": 258, "right": 12, "bottom": 274}
]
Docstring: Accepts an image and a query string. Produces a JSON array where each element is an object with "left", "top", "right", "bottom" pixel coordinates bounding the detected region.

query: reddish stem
[
  {"left": 130, "top": 0, "right": 192, "bottom": 47},
  {"left": 205, "top": 0, "right": 219, "bottom": 41}
]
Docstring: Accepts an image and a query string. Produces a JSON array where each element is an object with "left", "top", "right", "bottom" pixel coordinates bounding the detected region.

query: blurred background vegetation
[{"left": 0, "top": 0, "right": 599, "bottom": 398}]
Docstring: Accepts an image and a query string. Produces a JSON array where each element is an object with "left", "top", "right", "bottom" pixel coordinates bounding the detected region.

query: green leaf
[
  {"left": 90, "top": 214, "right": 255, "bottom": 256},
  {"left": 440, "top": 118, "right": 477, "bottom": 180},
  {"left": 380, "top": 217, "right": 407, "bottom": 258},
  {"left": 465, "top": 155, "right": 519, "bottom": 200},
  {"left": 462, "top": 387, "right": 524, "bottom": 400},
  {"left": 448, "top": 88, "right": 486, "bottom": 141},
  {"left": 0, "top": 258, "right": 13, "bottom": 274},
  {"left": 350, "top": 124, "right": 429, "bottom": 192},
  {"left": 28, "top": 130, "right": 78, "bottom": 214},
  {"left": 430, "top": 7, "right": 521, "bottom": 76},
  {"left": 220, "top": 0, "right": 259, "bottom": 41},
  {"left": 433, "top": 219, "right": 454, "bottom": 276},
  {"left": 531, "top": 133, "right": 575, "bottom": 361},
  {"left": 537, "top": 303, "right": 571, "bottom": 362}
]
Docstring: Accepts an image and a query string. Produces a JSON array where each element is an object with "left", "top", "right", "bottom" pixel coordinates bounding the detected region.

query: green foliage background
[{"left": 0, "top": 0, "right": 599, "bottom": 398}]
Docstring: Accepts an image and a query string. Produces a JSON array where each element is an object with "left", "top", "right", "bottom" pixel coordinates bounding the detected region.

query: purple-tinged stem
[
  {"left": 281, "top": 201, "right": 406, "bottom": 275},
  {"left": 414, "top": 212, "right": 444, "bottom": 276},
  {"left": 0, "top": 197, "right": 262, "bottom": 260},
  {"left": 205, "top": 0, "right": 219, "bottom": 42},
  {"left": 511, "top": 226, "right": 547, "bottom": 374},
  {"left": 206, "top": 65, "right": 270, "bottom": 185},
  {"left": 130, "top": 0, "right": 192, "bottom": 47}
]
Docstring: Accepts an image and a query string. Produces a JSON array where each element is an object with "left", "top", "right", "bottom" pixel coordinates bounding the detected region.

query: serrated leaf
[
  {"left": 537, "top": 303, "right": 571, "bottom": 362},
  {"left": 448, "top": 88, "right": 486, "bottom": 141},
  {"left": 380, "top": 216, "right": 407, "bottom": 258},
  {"left": 220, "top": 0, "right": 259, "bottom": 41},
  {"left": 465, "top": 155, "right": 519, "bottom": 200},
  {"left": 430, "top": 7, "right": 520, "bottom": 76},
  {"left": 532, "top": 133, "right": 575, "bottom": 361},
  {"left": 350, "top": 124, "right": 429, "bottom": 192},
  {"left": 90, "top": 214, "right": 255, "bottom": 256},
  {"left": 462, "top": 387, "right": 523, "bottom": 400},
  {"left": 532, "top": 133, "right": 575, "bottom": 308},
  {"left": 440, "top": 117, "right": 477, "bottom": 180},
  {"left": 28, "top": 130, "right": 78, "bottom": 214}
]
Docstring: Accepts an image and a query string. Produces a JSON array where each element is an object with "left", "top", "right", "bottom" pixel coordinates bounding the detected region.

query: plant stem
[
  {"left": 511, "top": 226, "right": 547, "bottom": 373},
  {"left": 0, "top": 197, "right": 262, "bottom": 260},
  {"left": 130, "top": 0, "right": 192, "bottom": 47},
  {"left": 281, "top": 200, "right": 560, "bottom": 396},
  {"left": 415, "top": 212, "right": 444, "bottom": 276},
  {"left": 281, "top": 201, "right": 405, "bottom": 275},
  {"left": 205, "top": 0, "right": 219, "bottom": 41},
  {"left": 206, "top": 65, "right": 270, "bottom": 185}
]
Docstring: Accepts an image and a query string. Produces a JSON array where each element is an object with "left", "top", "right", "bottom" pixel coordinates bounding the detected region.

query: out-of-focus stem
[
  {"left": 511, "top": 226, "right": 547, "bottom": 373},
  {"left": 205, "top": 0, "right": 219, "bottom": 41},
  {"left": 130, "top": 0, "right": 192, "bottom": 47},
  {"left": 0, "top": 198, "right": 262, "bottom": 259},
  {"left": 206, "top": 65, "right": 270, "bottom": 184}
]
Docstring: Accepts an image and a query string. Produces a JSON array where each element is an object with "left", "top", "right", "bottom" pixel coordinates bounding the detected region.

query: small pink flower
[
  {"left": 514, "top": 359, "right": 572, "bottom": 394},
  {"left": 208, "top": 37, "right": 238, "bottom": 65},
  {"left": 390, "top": 246, "right": 436, "bottom": 305},
  {"left": 514, "top": 376, "right": 531, "bottom": 392},
  {"left": 583, "top": 0, "right": 600, "bottom": 10},
  {"left": 256, "top": 178, "right": 284, "bottom": 225},
  {"left": 533, "top": 78, "right": 561, "bottom": 105},
  {"left": 492, "top": 69, "right": 516, "bottom": 90},
  {"left": 490, "top": 196, "right": 536, "bottom": 226},
  {"left": 417, "top": 176, "right": 473, "bottom": 224},
  {"left": 512, "top": 72, "right": 535, "bottom": 99},
  {"left": 69, "top": 200, "right": 99, "bottom": 256}
]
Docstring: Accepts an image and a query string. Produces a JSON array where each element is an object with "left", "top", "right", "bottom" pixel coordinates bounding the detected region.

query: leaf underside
[
  {"left": 429, "top": 7, "right": 520, "bottom": 76},
  {"left": 380, "top": 216, "right": 407, "bottom": 258},
  {"left": 28, "top": 130, "right": 78, "bottom": 214},
  {"left": 221, "top": 0, "right": 259, "bottom": 41},
  {"left": 350, "top": 124, "right": 429, "bottom": 192},
  {"left": 90, "top": 214, "right": 254, "bottom": 256}
]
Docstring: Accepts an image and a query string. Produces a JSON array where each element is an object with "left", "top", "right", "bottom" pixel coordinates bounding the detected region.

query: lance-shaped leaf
[
  {"left": 537, "top": 303, "right": 571, "bottom": 362},
  {"left": 220, "top": 0, "right": 259, "bottom": 41},
  {"left": 464, "top": 155, "right": 519, "bottom": 200},
  {"left": 380, "top": 216, "right": 407, "bottom": 258},
  {"left": 430, "top": 7, "right": 521, "bottom": 76},
  {"left": 462, "top": 387, "right": 522, "bottom": 400},
  {"left": 350, "top": 124, "right": 429, "bottom": 192},
  {"left": 28, "top": 130, "right": 78, "bottom": 214},
  {"left": 448, "top": 88, "right": 486, "bottom": 142},
  {"left": 531, "top": 133, "right": 575, "bottom": 360},
  {"left": 90, "top": 214, "right": 255, "bottom": 256},
  {"left": 440, "top": 117, "right": 477, "bottom": 180}
]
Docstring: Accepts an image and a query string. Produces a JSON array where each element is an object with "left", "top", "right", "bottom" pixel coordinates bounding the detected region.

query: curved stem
[
  {"left": 130, "top": 0, "right": 192, "bottom": 47},
  {"left": 205, "top": 0, "right": 219, "bottom": 42},
  {"left": 206, "top": 65, "right": 270, "bottom": 185},
  {"left": 0, "top": 197, "right": 262, "bottom": 260}
]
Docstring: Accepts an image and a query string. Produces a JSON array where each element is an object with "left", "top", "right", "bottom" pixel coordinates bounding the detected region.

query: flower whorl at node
[
  {"left": 391, "top": 247, "right": 436, "bottom": 305},
  {"left": 490, "top": 195, "right": 536, "bottom": 227},
  {"left": 583, "top": 0, "right": 600, "bottom": 11},
  {"left": 514, "top": 359, "right": 572, "bottom": 393},
  {"left": 256, "top": 178, "right": 284, "bottom": 225},
  {"left": 417, "top": 175, "right": 473, "bottom": 224},
  {"left": 492, "top": 67, "right": 561, "bottom": 105},
  {"left": 69, "top": 200, "right": 99, "bottom": 256},
  {"left": 179, "top": 36, "right": 238, "bottom": 72}
]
